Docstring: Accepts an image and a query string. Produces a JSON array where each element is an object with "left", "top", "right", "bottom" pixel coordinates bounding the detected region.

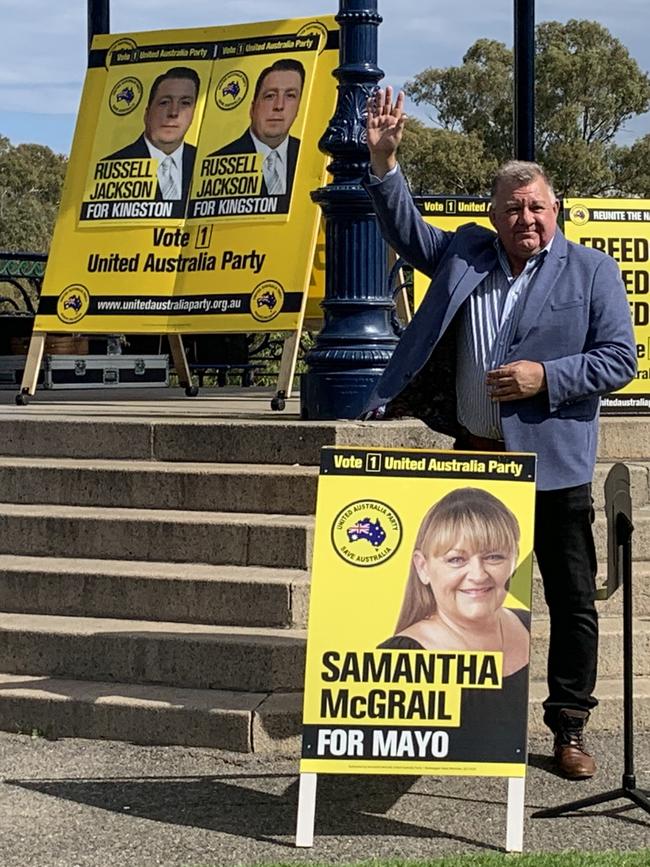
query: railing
[{"left": 0, "top": 252, "right": 46, "bottom": 315}]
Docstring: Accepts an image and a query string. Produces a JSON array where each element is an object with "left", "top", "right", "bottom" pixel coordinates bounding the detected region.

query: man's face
[
  {"left": 489, "top": 176, "right": 559, "bottom": 272},
  {"left": 144, "top": 77, "right": 197, "bottom": 154},
  {"left": 250, "top": 69, "right": 302, "bottom": 148}
]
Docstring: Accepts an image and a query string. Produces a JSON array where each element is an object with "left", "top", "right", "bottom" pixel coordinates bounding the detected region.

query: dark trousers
[
  {"left": 454, "top": 433, "right": 598, "bottom": 732},
  {"left": 535, "top": 484, "right": 599, "bottom": 731}
]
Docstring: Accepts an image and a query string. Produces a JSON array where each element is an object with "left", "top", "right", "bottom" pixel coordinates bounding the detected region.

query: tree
[
  {"left": 400, "top": 19, "right": 650, "bottom": 197},
  {"left": 405, "top": 38, "right": 513, "bottom": 166},
  {"left": 615, "top": 135, "right": 650, "bottom": 196},
  {"left": 399, "top": 119, "right": 497, "bottom": 195},
  {"left": 0, "top": 136, "right": 67, "bottom": 253}
]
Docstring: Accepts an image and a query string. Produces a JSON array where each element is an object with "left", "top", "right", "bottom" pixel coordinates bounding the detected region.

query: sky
[{"left": 1, "top": 0, "right": 650, "bottom": 155}]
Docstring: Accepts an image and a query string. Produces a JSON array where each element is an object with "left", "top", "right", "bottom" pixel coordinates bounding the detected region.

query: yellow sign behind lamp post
[
  {"left": 412, "top": 197, "right": 492, "bottom": 309},
  {"left": 564, "top": 198, "right": 650, "bottom": 412},
  {"left": 35, "top": 17, "right": 338, "bottom": 336}
]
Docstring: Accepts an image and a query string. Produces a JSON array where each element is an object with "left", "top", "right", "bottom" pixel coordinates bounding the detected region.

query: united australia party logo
[{"left": 331, "top": 499, "right": 402, "bottom": 567}]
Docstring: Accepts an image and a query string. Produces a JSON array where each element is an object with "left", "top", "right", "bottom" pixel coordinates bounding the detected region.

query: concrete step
[
  {"left": 531, "top": 562, "right": 650, "bottom": 617},
  {"left": 594, "top": 506, "right": 650, "bottom": 560},
  {"left": 0, "top": 456, "right": 645, "bottom": 514},
  {"left": 0, "top": 672, "right": 266, "bottom": 751},
  {"left": 528, "top": 675, "right": 650, "bottom": 736},
  {"left": 0, "top": 613, "right": 307, "bottom": 692},
  {"left": 592, "top": 462, "right": 649, "bottom": 510},
  {"left": 255, "top": 675, "right": 650, "bottom": 755},
  {"left": 0, "top": 411, "right": 647, "bottom": 464},
  {"left": 0, "top": 610, "right": 646, "bottom": 696},
  {"left": 0, "top": 415, "right": 452, "bottom": 465},
  {"left": 2, "top": 551, "right": 646, "bottom": 633},
  {"left": 0, "top": 555, "right": 310, "bottom": 628},
  {"left": 530, "top": 616, "right": 650, "bottom": 680},
  {"left": 0, "top": 673, "right": 645, "bottom": 755},
  {"left": 0, "top": 503, "right": 314, "bottom": 569},
  {"left": 599, "top": 418, "right": 650, "bottom": 461},
  {"left": 0, "top": 457, "right": 318, "bottom": 515}
]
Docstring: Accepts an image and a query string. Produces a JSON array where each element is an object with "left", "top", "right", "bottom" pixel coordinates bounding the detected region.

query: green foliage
[
  {"left": 615, "top": 134, "right": 650, "bottom": 196},
  {"left": 399, "top": 120, "right": 497, "bottom": 195},
  {"left": 401, "top": 19, "right": 650, "bottom": 197},
  {"left": 406, "top": 38, "right": 513, "bottom": 165},
  {"left": 0, "top": 135, "right": 67, "bottom": 253}
]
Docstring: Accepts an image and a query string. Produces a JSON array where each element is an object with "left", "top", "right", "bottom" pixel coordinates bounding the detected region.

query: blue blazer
[{"left": 363, "top": 168, "right": 636, "bottom": 490}]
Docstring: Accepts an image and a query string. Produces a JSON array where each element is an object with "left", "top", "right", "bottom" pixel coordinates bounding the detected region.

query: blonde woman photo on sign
[{"left": 380, "top": 487, "right": 530, "bottom": 677}]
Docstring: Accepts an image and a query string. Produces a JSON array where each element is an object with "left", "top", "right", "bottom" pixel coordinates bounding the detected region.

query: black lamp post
[
  {"left": 300, "top": 0, "right": 399, "bottom": 420},
  {"left": 88, "top": 0, "right": 110, "bottom": 51},
  {"left": 514, "top": 0, "right": 535, "bottom": 160}
]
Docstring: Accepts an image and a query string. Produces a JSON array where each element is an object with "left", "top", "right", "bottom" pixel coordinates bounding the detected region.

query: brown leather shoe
[{"left": 553, "top": 708, "right": 596, "bottom": 780}]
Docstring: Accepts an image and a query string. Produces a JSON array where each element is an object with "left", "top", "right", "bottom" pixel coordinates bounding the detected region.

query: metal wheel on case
[
  {"left": 271, "top": 395, "right": 285, "bottom": 411},
  {"left": 185, "top": 385, "right": 199, "bottom": 397},
  {"left": 15, "top": 390, "right": 30, "bottom": 406}
]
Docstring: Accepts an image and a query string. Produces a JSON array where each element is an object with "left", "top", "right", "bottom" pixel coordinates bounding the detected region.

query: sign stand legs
[
  {"left": 295, "top": 772, "right": 526, "bottom": 850},
  {"left": 272, "top": 329, "right": 303, "bottom": 411},
  {"left": 506, "top": 776, "right": 526, "bottom": 852},
  {"left": 167, "top": 334, "right": 198, "bottom": 397},
  {"left": 15, "top": 331, "right": 46, "bottom": 405},
  {"left": 388, "top": 248, "right": 412, "bottom": 326},
  {"left": 295, "top": 771, "right": 317, "bottom": 847}
]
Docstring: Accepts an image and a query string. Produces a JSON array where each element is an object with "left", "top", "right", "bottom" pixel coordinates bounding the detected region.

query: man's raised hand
[{"left": 366, "top": 86, "right": 407, "bottom": 178}]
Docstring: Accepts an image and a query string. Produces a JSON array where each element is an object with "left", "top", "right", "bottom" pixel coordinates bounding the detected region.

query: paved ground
[{"left": 0, "top": 731, "right": 648, "bottom": 866}]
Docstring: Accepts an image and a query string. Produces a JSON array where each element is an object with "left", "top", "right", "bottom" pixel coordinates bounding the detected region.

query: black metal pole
[
  {"left": 620, "top": 513, "right": 636, "bottom": 787},
  {"left": 88, "top": 0, "right": 110, "bottom": 53},
  {"left": 300, "top": 0, "right": 399, "bottom": 420},
  {"left": 514, "top": 0, "right": 535, "bottom": 161}
]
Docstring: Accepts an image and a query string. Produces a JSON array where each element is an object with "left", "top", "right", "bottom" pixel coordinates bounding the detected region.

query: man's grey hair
[{"left": 490, "top": 160, "right": 557, "bottom": 203}]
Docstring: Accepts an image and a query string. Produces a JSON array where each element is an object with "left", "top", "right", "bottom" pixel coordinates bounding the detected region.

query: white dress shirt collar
[
  {"left": 144, "top": 137, "right": 185, "bottom": 168},
  {"left": 249, "top": 129, "right": 289, "bottom": 166}
]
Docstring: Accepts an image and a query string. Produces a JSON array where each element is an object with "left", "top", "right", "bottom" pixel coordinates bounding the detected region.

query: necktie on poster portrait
[
  {"left": 263, "top": 149, "right": 284, "bottom": 195},
  {"left": 158, "top": 155, "right": 180, "bottom": 199}
]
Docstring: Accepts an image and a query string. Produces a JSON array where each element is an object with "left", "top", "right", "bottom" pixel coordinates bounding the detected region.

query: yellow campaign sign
[
  {"left": 305, "top": 216, "right": 325, "bottom": 322},
  {"left": 300, "top": 446, "right": 536, "bottom": 777},
  {"left": 412, "top": 196, "right": 492, "bottom": 309},
  {"left": 564, "top": 198, "right": 649, "bottom": 412},
  {"left": 35, "top": 17, "right": 337, "bottom": 335}
]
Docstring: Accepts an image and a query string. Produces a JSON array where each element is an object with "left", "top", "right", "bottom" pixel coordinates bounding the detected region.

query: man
[
  {"left": 363, "top": 87, "right": 636, "bottom": 779},
  {"left": 103, "top": 66, "right": 200, "bottom": 207},
  {"left": 210, "top": 58, "right": 304, "bottom": 198}
]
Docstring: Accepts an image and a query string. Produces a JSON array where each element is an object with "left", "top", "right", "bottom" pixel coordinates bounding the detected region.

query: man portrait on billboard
[
  {"left": 103, "top": 66, "right": 200, "bottom": 208},
  {"left": 210, "top": 58, "right": 304, "bottom": 199}
]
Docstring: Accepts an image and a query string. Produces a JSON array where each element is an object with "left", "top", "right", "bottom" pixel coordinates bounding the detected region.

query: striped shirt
[{"left": 456, "top": 238, "right": 552, "bottom": 438}]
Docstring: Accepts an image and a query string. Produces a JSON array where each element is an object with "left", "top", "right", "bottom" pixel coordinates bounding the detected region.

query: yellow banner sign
[
  {"left": 564, "top": 198, "right": 648, "bottom": 412},
  {"left": 412, "top": 196, "right": 492, "bottom": 309},
  {"left": 35, "top": 18, "right": 337, "bottom": 334},
  {"left": 301, "top": 446, "right": 536, "bottom": 777}
]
